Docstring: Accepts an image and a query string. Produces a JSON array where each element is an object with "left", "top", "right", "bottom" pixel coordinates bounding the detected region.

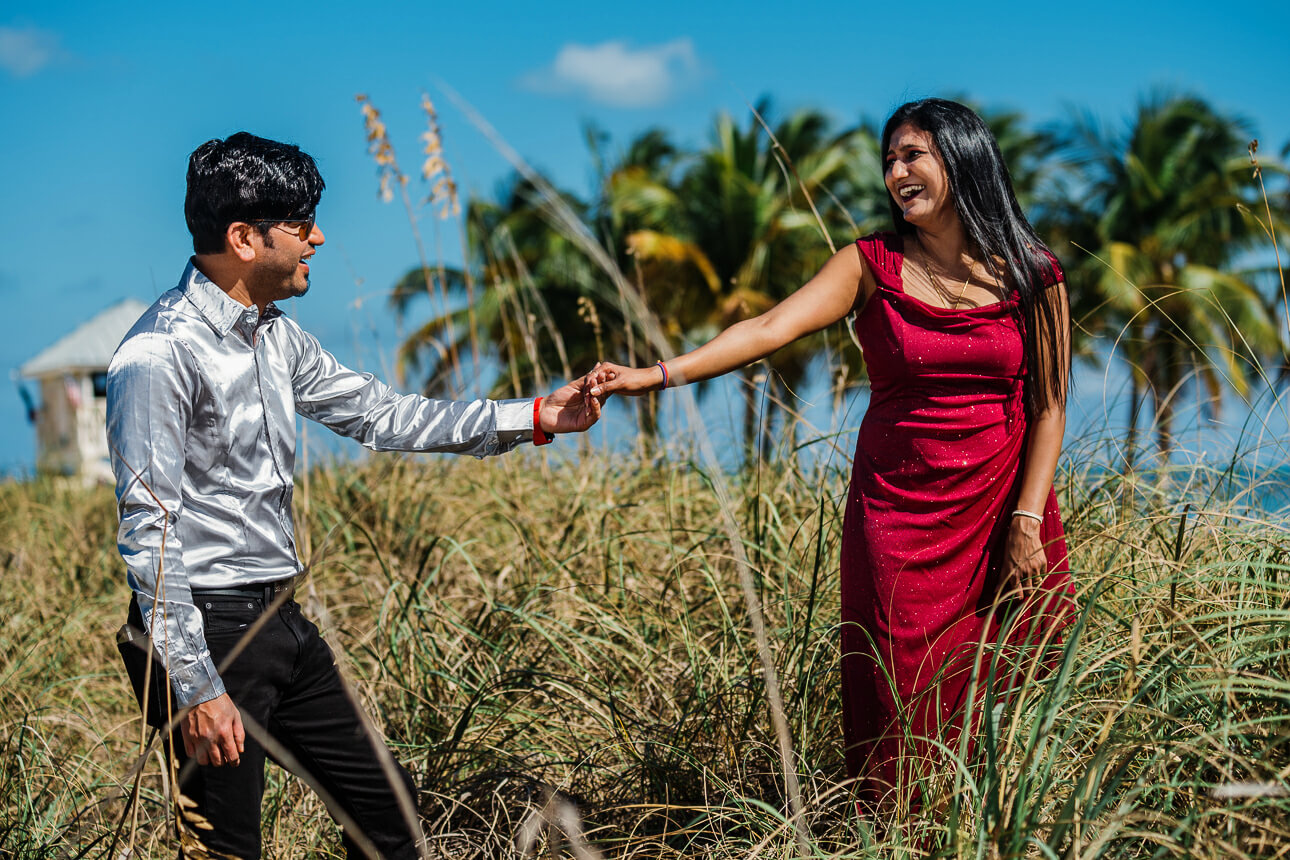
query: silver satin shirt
[{"left": 108, "top": 261, "right": 535, "bottom": 707}]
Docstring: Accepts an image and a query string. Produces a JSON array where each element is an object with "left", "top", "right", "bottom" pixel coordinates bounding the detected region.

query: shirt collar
[{"left": 179, "top": 259, "right": 281, "bottom": 334}]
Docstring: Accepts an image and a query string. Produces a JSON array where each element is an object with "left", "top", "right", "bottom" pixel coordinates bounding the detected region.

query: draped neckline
[{"left": 887, "top": 234, "right": 1016, "bottom": 317}]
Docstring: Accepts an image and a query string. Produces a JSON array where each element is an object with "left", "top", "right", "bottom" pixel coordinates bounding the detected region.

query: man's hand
[
  {"left": 181, "top": 693, "right": 245, "bottom": 767},
  {"left": 539, "top": 366, "right": 607, "bottom": 434}
]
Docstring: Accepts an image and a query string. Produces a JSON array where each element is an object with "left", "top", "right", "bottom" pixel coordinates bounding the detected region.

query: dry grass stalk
[
  {"left": 419, "top": 92, "right": 483, "bottom": 379},
  {"left": 356, "top": 93, "right": 463, "bottom": 391}
]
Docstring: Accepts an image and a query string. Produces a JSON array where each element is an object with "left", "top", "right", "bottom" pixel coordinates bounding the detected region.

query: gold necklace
[{"left": 919, "top": 249, "right": 972, "bottom": 309}]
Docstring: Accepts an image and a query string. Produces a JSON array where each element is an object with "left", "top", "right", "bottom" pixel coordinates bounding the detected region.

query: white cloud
[
  {"left": 0, "top": 26, "right": 62, "bottom": 77},
  {"left": 521, "top": 38, "right": 702, "bottom": 108}
]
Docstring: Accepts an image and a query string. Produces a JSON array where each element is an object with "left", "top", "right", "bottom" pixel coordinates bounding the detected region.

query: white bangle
[{"left": 1011, "top": 509, "right": 1043, "bottom": 523}]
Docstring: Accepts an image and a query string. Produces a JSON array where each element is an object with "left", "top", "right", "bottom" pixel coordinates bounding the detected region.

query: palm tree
[
  {"left": 587, "top": 125, "right": 691, "bottom": 442},
  {"left": 390, "top": 107, "right": 878, "bottom": 458},
  {"left": 1056, "top": 93, "right": 1288, "bottom": 454},
  {"left": 389, "top": 128, "right": 690, "bottom": 409},
  {"left": 389, "top": 173, "right": 603, "bottom": 397},
  {"left": 615, "top": 101, "right": 879, "bottom": 457}
]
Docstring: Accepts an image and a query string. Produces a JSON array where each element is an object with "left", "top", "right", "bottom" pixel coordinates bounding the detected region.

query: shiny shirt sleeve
[
  {"left": 286, "top": 323, "right": 535, "bottom": 455},
  {"left": 107, "top": 332, "right": 226, "bottom": 708}
]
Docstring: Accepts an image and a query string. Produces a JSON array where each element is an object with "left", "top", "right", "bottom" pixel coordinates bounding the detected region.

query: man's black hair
[{"left": 185, "top": 132, "right": 325, "bottom": 254}]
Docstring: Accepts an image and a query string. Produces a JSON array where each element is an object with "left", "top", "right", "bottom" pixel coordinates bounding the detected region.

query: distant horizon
[{"left": 9, "top": 339, "right": 1290, "bottom": 495}]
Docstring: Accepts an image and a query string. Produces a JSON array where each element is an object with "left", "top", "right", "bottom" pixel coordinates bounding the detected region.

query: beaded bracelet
[{"left": 1011, "top": 509, "right": 1043, "bottom": 523}]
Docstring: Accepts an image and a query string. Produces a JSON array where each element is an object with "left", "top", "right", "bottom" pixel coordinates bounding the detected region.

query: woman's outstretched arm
[{"left": 589, "top": 243, "right": 869, "bottom": 397}]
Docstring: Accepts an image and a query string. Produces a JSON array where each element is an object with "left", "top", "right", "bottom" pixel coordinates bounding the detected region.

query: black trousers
[{"left": 126, "top": 593, "right": 420, "bottom": 859}]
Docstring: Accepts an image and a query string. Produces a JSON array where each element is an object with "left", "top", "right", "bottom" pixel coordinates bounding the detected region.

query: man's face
[{"left": 249, "top": 217, "right": 324, "bottom": 303}]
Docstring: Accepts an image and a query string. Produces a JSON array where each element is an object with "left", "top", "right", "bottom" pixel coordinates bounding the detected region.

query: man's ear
[{"left": 226, "top": 223, "right": 258, "bottom": 262}]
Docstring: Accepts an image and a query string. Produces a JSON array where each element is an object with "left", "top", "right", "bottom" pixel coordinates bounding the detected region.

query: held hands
[
  {"left": 181, "top": 692, "right": 245, "bottom": 767},
  {"left": 539, "top": 364, "right": 609, "bottom": 434},
  {"left": 584, "top": 361, "right": 666, "bottom": 399},
  {"left": 1001, "top": 514, "right": 1046, "bottom": 596}
]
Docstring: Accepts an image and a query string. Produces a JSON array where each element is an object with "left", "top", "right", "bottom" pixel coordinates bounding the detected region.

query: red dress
[{"left": 839, "top": 233, "right": 1074, "bottom": 802}]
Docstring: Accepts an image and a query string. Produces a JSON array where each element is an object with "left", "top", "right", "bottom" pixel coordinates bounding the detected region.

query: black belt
[{"left": 191, "top": 577, "right": 296, "bottom": 603}]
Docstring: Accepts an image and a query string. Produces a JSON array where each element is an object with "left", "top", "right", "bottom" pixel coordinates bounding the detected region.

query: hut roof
[{"left": 20, "top": 299, "right": 150, "bottom": 378}]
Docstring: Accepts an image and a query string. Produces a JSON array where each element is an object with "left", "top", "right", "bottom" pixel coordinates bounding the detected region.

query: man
[{"left": 107, "top": 132, "right": 602, "bottom": 859}]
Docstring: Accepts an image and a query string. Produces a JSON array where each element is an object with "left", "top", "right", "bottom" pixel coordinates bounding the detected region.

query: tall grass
[
  {"left": 1, "top": 97, "right": 1285, "bottom": 858},
  {"left": 1, "top": 427, "right": 1288, "bottom": 857}
]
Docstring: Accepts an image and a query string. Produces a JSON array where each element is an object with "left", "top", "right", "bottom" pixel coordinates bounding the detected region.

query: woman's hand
[
  {"left": 1001, "top": 515, "right": 1046, "bottom": 596},
  {"left": 585, "top": 362, "right": 665, "bottom": 398}
]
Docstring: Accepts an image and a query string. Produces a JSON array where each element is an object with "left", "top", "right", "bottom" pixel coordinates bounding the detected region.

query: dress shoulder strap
[
  {"left": 855, "top": 232, "right": 904, "bottom": 287},
  {"left": 845, "top": 232, "right": 903, "bottom": 351},
  {"left": 1039, "top": 250, "right": 1065, "bottom": 287}
]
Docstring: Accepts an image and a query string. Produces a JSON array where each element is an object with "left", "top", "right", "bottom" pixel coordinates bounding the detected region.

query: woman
[{"left": 586, "top": 98, "right": 1075, "bottom": 807}]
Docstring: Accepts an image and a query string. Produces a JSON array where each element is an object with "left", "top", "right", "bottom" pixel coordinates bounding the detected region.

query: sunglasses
[{"left": 249, "top": 213, "right": 316, "bottom": 241}]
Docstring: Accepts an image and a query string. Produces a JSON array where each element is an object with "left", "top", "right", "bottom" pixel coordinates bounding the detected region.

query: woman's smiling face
[{"left": 884, "top": 123, "right": 954, "bottom": 229}]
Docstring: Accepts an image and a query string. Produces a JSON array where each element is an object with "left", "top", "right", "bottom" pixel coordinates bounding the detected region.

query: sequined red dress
[{"left": 839, "top": 233, "right": 1073, "bottom": 801}]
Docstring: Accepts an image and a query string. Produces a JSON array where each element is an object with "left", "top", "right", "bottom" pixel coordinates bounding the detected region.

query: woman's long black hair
[{"left": 882, "top": 98, "right": 1068, "bottom": 416}]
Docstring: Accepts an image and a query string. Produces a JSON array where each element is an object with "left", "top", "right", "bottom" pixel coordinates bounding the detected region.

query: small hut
[{"left": 19, "top": 299, "right": 149, "bottom": 482}]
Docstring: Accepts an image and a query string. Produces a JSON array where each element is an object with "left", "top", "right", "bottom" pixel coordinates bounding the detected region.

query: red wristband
[{"left": 533, "top": 396, "right": 554, "bottom": 446}]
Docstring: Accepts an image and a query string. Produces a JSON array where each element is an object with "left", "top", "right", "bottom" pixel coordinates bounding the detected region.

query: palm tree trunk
[
  {"left": 1125, "top": 374, "right": 1141, "bottom": 471},
  {"left": 1155, "top": 343, "right": 1180, "bottom": 454},
  {"left": 635, "top": 395, "right": 659, "bottom": 458},
  {"left": 1123, "top": 322, "right": 1149, "bottom": 470},
  {"left": 760, "top": 376, "right": 778, "bottom": 462},
  {"left": 741, "top": 365, "right": 761, "bottom": 468}
]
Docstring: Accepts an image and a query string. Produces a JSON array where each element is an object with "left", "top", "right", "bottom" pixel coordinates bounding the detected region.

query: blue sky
[{"left": 2, "top": 0, "right": 1288, "bottom": 475}]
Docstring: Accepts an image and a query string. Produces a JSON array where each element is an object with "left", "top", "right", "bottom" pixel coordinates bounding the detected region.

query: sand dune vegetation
[
  {"left": 2, "top": 432, "right": 1290, "bottom": 856},
  {"left": 2, "top": 91, "right": 1288, "bottom": 858}
]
